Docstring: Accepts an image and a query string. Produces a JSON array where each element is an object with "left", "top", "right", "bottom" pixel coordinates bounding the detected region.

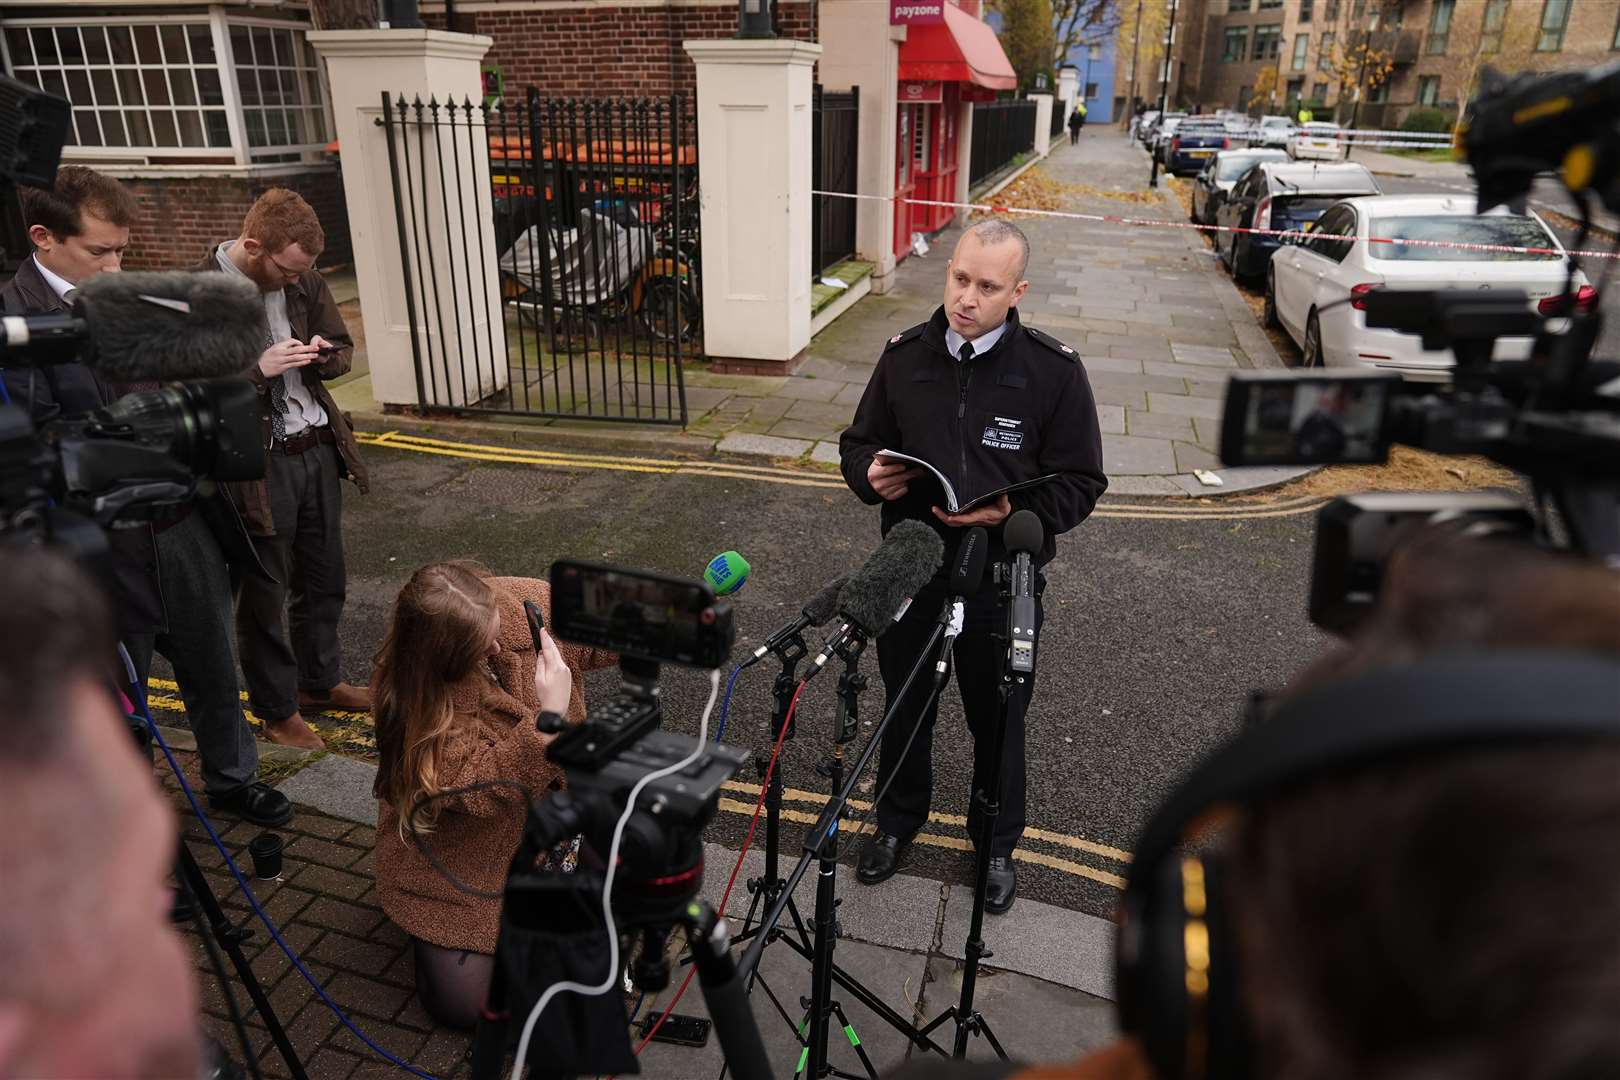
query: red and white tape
[{"left": 811, "top": 189, "right": 1620, "bottom": 260}]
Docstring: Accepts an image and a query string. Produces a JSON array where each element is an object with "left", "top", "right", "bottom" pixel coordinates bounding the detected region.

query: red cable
[{"left": 623, "top": 680, "right": 806, "bottom": 1063}]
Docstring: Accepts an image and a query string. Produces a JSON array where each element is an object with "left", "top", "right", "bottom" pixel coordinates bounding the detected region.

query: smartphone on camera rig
[{"left": 472, "top": 561, "right": 765, "bottom": 1079}]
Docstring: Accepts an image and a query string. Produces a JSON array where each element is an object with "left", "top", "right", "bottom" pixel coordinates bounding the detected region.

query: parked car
[
  {"left": 1132, "top": 109, "right": 1161, "bottom": 143},
  {"left": 1165, "top": 119, "right": 1231, "bottom": 176},
  {"left": 1254, "top": 115, "right": 1296, "bottom": 148},
  {"left": 1216, "top": 161, "right": 1380, "bottom": 281},
  {"left": 1266, "top": 194, "right": 1592, "bottom": 381},
  {"left": 1191, "top": 148, "right": 1289, "bottom": 224},
  {"left": 1289, "top": 121, "right": 1347, "bottom": 161},
  {"left": 1150, "top": 114, "right": 1189, "bottom": 162}
]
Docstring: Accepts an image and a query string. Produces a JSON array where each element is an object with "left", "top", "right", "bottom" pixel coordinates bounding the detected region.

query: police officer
[{"left": 838, "top": 219, "right": 1107, "bottom": 912}]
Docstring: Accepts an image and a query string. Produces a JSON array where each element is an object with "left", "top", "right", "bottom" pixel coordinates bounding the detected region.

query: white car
[
  {"left": 1255, "top": 115, "right": 1296, "bottom": 148},
  {"left": 1265, "top": 194, "right": 1593, "bottom": 382},
  {"left": 1289, "top": 121, "right": 1346, "bottom": 161}
]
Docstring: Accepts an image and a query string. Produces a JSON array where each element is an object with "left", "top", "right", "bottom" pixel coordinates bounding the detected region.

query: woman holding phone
[{"left": 370, "top": 561, "right": 616, "bottom": 1028}]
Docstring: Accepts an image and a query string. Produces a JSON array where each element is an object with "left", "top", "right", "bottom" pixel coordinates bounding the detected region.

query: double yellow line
[{"left": 357, "top": 429, "right": 1325, "bottom": 520}]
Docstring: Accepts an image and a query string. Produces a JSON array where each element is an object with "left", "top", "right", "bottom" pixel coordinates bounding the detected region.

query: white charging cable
[{"left": 508, "top": 667, "right": 722, "bottom": 1080}]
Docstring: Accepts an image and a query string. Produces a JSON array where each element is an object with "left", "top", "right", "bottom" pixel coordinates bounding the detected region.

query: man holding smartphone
[{"left": 201, "top": 188, "right": 371, "bottom": 749}]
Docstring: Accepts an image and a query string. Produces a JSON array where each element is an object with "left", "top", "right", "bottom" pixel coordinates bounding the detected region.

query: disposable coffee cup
[{"left": 249, "top": 831, "right": 284, "bottom": 880}]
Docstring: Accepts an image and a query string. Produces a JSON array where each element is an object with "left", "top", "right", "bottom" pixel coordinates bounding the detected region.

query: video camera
[
  {"left": 1217, "top": 61, "right": 1620, "bottom": 635},
  {"left": 472, "top": 560, "right": 771, "bottom": 1080}
]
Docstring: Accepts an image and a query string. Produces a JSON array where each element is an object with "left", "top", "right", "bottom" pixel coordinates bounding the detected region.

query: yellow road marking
[
  {"left": 356, "top": 428, "right": 1325, "bottom": 519},
  {"left": 144, "top": 677, "right": 373, "bottom": 725}
]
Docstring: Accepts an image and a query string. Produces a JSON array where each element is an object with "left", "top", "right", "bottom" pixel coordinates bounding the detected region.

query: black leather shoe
[
  {"left": 985, "top": 856, "right": 1017, "bottom": 914},
  {"left": 857, "top": 832, "right": 911, "bottom": 886},
  {"left": 207, "top": 781, "right": 292, "bottom": 827}
]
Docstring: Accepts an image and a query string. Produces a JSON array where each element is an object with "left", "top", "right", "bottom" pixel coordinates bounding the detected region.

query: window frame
[
  {"left": 1223, "top": 25, "right": 1251, "bottom": 62},
  {"left": 1253, "top": 24, "right": 1284, "bottom": 61},
  {"left": 1537, "top": 0, "right": 1571, "bottom": 52},
  {"left": 1426, "top": 0, "right": 1454, "bottom": 54},
  {"left": 1481, "top": 0, "right": 1510, "bottom": 53},
  {"left": 1292, "top": 32, "right": 1310, "bottom": 70},
  {"left": 1299, "top": 0, "right": 1314, "bottom": 22},
  {"left": 1417, "top": 75, "right": 1441, "bottom": 107},
  {"left": 1304, "top": 204, "right": 1356, "bottom": 263},
  {"left": 0, "top": 9, "right": 331, "bottom": 171}
]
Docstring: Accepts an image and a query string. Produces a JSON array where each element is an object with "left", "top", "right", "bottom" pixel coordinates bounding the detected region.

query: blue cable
[
  {"left": 0, "top": 376, "right": 11, "bottom": 405},
  {"left": 713, "top": 663, "right": 745, "bottom": 743},
  {"left": 127, "top": 674, "right": 443, "bottom": 1080},
  {"left": 628, "top": 992, "right": 645, "bottom": 1024}
]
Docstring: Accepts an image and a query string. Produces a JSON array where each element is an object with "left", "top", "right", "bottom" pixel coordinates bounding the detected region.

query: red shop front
[{"left": 892, "top": 1, "right": 1016, "bottom": 259}]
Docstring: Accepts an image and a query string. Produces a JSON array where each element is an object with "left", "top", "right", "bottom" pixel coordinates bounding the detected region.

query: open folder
[{"left": 876, "top": 450, "right": 1058, "bottom": 514}]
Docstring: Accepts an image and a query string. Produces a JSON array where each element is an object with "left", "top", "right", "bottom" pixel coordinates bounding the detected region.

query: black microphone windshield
[
  {"left": 77, "top": 272, "right": 269, "bottom": 382},
  {"left": 1003, "top": 510, "right": 1044, "bottom": 556},
  {"left": 836, "top": 520, "right": 944, "bottom": 635},
  {"left": 951, "top": 527, "right": 988, "bottom": 595},
  {"left": 802, "top": 575, "right": 848, "bottom": 626}
]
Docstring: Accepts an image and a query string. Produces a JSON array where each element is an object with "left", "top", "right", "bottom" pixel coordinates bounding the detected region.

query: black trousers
[
  {"left": 873, "top": 580, "right": 1042, "bottom": 859},
  {"left": 126, "top": 512, "right": 259, "bottom": 796},
  {"left": 237, "top": 441, "right": 347, "bottom": 722}
]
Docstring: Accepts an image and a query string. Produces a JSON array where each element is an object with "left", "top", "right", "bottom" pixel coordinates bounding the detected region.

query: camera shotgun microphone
[
  {"left": 937, "top": 527, "right": 989, "bottom": 679},
  {"left": 743, "top": 574, "right": 847, "bottom": 668},
  {"left": 0, "top": 272, "right": 269, "bottom": 381},
  {"left": 1003, "top": 510, "right": 1043, "bottom": 675},
  {"left": 810, "top": 520, "right": 944, "bottom": 679}
]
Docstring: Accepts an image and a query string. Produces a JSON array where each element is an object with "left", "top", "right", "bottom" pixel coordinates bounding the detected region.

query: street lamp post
[
  {"left": 1148, "top": 0, "right": 1180, "bottom": 188},
  {"left": 1122, "top": 0, "right": 1145, "bottom": 130},
  {"left": 738, "top": 0, "right": 775, "bottom": 39}
]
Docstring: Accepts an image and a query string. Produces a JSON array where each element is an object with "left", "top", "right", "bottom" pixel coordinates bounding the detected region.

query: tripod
[
  {"left": 735, "top": 614, "right": 959, "bottom": 1077},
  {"left": 120, "top": 649, "right": 307, "bottom": 1080}
]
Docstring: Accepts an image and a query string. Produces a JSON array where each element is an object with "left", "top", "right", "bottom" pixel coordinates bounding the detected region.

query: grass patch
[{"left": 1388, "top": 147, "right": 1456, "bottom": 162}]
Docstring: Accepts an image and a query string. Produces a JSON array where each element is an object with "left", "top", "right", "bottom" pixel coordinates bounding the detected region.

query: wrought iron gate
[{"left": 380, "top": 91, "right": 697, "bottom": 424}]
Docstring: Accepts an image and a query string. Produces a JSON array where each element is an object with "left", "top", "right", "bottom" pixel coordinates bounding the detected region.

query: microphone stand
[
  {"left": 917, "top": 564, "right": 1021, "bottom": 1060},
  {"left": 736, "top": 608, "right": 958, "bottom": 1074}
]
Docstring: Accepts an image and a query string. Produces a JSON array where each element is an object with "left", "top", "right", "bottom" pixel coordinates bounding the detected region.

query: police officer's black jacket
[{"left": 839, "top": 305, "right": 1107, "bottom": 574}]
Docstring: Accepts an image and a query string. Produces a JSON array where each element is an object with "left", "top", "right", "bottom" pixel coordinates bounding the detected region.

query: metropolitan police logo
[{"left": 982, "top": 415, "right": 1025, "bottom": 451}]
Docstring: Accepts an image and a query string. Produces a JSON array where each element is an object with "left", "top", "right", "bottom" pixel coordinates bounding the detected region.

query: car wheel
[
  {"left": 1303, "top": 310, "right": 1324, "bottom": 368},
  {"left": 1264, "top": 269, "right": 1280, "bottom": 329}
]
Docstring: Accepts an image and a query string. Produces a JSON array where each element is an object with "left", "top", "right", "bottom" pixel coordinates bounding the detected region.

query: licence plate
[{"left": 1189, "top": 149, "right": 1213, "bottom": 156}]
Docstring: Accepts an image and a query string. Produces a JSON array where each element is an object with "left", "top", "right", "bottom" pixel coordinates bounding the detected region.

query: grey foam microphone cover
[
  {"left": 77, "top": 272, "right": 270, "bottom": 382},
  {"left": 836, "top": 520, "right": 945, "bottom": 636},
  {"left": 802, "top": 575, "right": 848, "bottom": 626},
  {"left": 1003, "top": 510, "right": 1044, "bottom": 556}
]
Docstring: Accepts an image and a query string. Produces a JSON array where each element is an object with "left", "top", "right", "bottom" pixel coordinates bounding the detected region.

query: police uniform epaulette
[
  {"left": 1023, "top": 325, "right": 1079, "bottom": 361},
  {"left": 883, "top": 323, "right": 927, "bottom": 351}
]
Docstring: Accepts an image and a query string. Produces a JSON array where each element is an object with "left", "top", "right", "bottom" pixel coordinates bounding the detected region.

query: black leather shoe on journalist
[
  {"left": 857, "top": 832, "right": 911, "bottom": 886},
  {"left": 986, "top": 857, "right": 1017, "bottom": 914},
  {"left": 207, "top": 781, "right": 293, "bottom": 827}
]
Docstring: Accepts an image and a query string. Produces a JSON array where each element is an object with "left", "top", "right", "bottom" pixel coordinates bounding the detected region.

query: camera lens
[{"left": 94, "top": 377, "right": 264, "bottom": 481}]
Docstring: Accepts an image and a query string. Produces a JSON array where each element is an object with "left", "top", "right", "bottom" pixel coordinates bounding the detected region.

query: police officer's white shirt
[
  {"left": 946, "top": 318, "right": 1009, "bottom": 361},
  {"left": 217, "top": 240, "right": 328, "bottom": 436},
  {"left": 32, "top": 255, "right": 75, "bottom": 303}
]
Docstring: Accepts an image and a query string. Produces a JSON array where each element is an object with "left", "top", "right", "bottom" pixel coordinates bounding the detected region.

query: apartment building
[{"left": 1169, "top": 0, "right": 1620, "bottom": 125}]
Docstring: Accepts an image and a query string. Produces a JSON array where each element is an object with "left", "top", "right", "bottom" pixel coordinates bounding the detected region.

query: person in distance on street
[
  {"left": 371, "top": 562, "right": 617, "bottom": 1029},
  {"left": 0, "top": 548, "right": 200, "bottom": 1080},
  {"left": 203, "top": 188, "right": 371, "bottom": 750},
  {"left": 839, "top": 219, "right": 1107, "bottom": 914},
  {"left": 887, "top": 531, "right": 1620, "bottom": 1080}
]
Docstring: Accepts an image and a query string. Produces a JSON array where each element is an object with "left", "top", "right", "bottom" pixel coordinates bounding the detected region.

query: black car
[
  {"left": 1164, "top": 120, "right": 1230, "bottom": 176},
  {"left": 1215, "top": 161, "right": 1380, "bottom": 281},
  {"left": 1191, "top": 148, "right": 1289, "bottom": 224}
]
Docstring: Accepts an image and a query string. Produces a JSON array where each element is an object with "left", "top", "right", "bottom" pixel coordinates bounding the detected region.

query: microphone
[
  {"left": 937, "top": 527, "right": 988, "bottom": 678},
  {"left": 811, "top": 520, "right": 944, "bottom": 676},
  {"left": 744, "top": 574, "right": 847, "bottom": 667},
  {"left": 703, "top": 550, "right": 751, "bottom": 596},
  {"left": 0, "top": 272, "right": 268, "bottom": 382},
  {"left": 1003, "top": 510, "right": 1043, "bottom": 675}
]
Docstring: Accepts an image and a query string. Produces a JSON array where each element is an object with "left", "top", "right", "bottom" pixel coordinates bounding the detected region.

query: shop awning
[{"left": 898, "top": 3, "right": 1016, "bottom": 90}]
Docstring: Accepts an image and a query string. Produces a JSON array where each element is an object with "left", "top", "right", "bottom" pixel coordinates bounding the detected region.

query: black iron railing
[
  {"left": 969, "top": 99, "right": 1037, "bottom": 188},
  {"left": 812, "top": 85, "right": 860, "bottom": 277},
  {"left": 380, "top": 92, "right": 696, "bottom": 424}
]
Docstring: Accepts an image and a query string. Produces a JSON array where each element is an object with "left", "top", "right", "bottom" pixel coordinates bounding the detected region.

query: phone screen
[{"left": 524, "top": 600, "right": 545, "bottom": 652}]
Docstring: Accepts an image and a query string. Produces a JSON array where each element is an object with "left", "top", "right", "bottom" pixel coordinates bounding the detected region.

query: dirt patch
[
  {"left": 1165, "top": 176, "right": 1195, "bottom": 217},
  {"left": 1261, "top": 445, "right": 1523, "bottom": 500},
  {"left": 971, "top": 165, "right": 1163, "bottom": 220}
]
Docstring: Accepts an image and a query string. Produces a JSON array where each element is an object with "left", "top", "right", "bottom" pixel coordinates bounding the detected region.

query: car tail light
[
  {"left": 1171, "top": 137, "right": 1181, "bottom": 153},
  {"left": 1254, "top": 197, "right": 1272, "bottom": 230},
  {"left": 1538, "top": 284, "right": 1599, "bottom": 315},
  {"left": 1221, "top": 137, "right": 1230, "bottom": 150},
  {"left": 1350, "top": 283, "right": 1378, "bottom": 310}
]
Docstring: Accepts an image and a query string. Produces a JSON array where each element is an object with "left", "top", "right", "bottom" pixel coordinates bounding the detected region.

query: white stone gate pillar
[{"left": 684, "top": 39, "right": 823, "bottom": 374}]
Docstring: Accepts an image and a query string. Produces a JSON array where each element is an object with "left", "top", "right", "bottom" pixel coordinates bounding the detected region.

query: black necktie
[{"left": 958, "top": 341, "right": 975, "bottom": 364}]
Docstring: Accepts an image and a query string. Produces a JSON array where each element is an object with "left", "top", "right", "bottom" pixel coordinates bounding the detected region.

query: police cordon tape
[{"left": 811, "top": 189, "right": 1620, "bottom": 260}]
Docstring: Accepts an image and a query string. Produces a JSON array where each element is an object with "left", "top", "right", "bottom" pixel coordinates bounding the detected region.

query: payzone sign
[{"left": 891, "top": 0, "right": 944, "bottom": 24}]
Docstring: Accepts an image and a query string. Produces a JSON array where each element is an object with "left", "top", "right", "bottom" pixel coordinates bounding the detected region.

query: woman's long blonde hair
[{"left": 372, "top": 561, "right": 500, "bottom": 837}]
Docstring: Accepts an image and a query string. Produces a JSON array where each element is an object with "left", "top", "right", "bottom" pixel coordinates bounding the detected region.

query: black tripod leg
[
  {"left": 828, "top": 1001, "right": 880, "bottom": 1080},
  {"left": 176, "top": 845, "right": 308, "bottom": 1080}
]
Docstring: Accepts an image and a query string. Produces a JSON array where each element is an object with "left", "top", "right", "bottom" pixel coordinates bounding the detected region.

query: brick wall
[
  {"left": 119, "top": 166, "right": 354, "bottom": 272},
  {"left": 429, "top": 2, "right": 815, "bottom": 103}
]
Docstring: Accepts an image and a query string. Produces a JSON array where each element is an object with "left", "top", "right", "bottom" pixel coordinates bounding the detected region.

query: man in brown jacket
[{"left": 201, "top": 189, "right": 371, "bottom": 750}]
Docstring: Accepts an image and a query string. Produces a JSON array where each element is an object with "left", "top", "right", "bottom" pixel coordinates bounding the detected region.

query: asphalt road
[{"left": 157, "top": 444, "right": 1328, "bottom": 923}]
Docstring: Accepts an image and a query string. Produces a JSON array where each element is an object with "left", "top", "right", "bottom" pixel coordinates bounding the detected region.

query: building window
[
  {"left": 1417, "top": 74, "right": 1440, "bottom": 106},
  {"left": 1085, "top": 81, "right": 1099, "bottom": 98},
  {"left": 1537, "top": 0, "right": 1570, "bottom": 51},
  {"left": 1253, "top": 24, "right": 1283, "bottom": 60},
  {"left": 1614, "top": 6, "right": 1620, "bottom": 48},
  {"left": 1481, "top": 0, "right": 1510, "bottom": 53},
  {"left": 1325, "top": 0, "right": 1341, "bottom": 20},
  {"left": 1427, "top": 0, "right": 1454, "bottom": 54},
  {"left": 1238, "top": 84, "right": 1252, "bottom": 108},
  {"left": 1318, "top": 31, "right": 1336, "bottom": 70},
  {"left": 1312, "top": 80, "right": 1329, "bottom": 100},
  {"left": 1088, "top": 43, "right": 1102, "bottom": 60},
  {"left": 1353, "top": 0, "right": 1367, "bottom": 20},
  {"left": 1300, "top": 0, "right": 1314, "bottom": 22},
  {"left": 1259, "top": 0, "right": 1284, "bottom": 9},
  {"left": 1369, "top": 78, "right": 1390, "bottom": 103},
  {"left": 1291, "top": 32, "right": 1310, "bottom": 70},
  {"left": 1223, "top": 26, "right": 1250, "bottom": 62},
  {"left": 0, "top": 13, "right": 329, "bottom": 167},
  {"left": 1286, "top": 77, "right": 1305, "bottom": 102},
  {"left": 1228, "top": 0, "right": 1252, "bottom": 12}
]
